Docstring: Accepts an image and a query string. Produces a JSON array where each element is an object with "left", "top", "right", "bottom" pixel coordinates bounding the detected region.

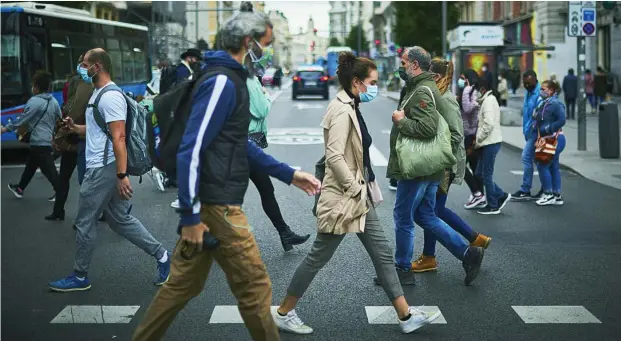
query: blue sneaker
[
  {"left": 154, "top": 251, "right": 171, "bottom": 286},
  {"left": 49, "top": 274, "right": 91, "bottom": 292}
]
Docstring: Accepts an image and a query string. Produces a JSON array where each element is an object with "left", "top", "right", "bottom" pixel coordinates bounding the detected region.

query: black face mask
[
  {"left": 398, "top": 67, "right": 409, "bottom": 81},
  {"left": 524, "top": 83, "right": 536, "bottom": 93}
]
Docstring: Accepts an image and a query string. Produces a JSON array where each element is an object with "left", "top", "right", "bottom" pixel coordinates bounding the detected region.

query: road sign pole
[{"left": 577, "top": 36, "right": 587, "bottom": 151}]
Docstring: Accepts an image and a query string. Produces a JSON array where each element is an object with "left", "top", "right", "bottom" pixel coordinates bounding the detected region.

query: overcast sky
[{"left": 264, "top": 1, "right": 331, "bottom": 37}]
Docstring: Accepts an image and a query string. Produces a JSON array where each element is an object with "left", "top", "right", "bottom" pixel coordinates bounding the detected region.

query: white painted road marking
[
  {"left": 210, "top": 305, "right": 282, "bottom": 323},
  {"left": 293, "top": 103, "right": 326, "bottom": 110},
  {"left": 381, "top": 129, "right": 391, "bottom": 134},
  {"left": 267, "top": 128, "right": 324, "bottom": 145},
  {"left": 511, "top": 170, "right": 539, "bottom": 176},
  {"left": 365, "top": 306, "right": 447, "bottom": 324},
  {"left": 511, "top": 306, "right": 602, "bottom": 324},
  {"left": 369, "top": 143, "right": 388, "bottom": 167},
  {"left": 50, "top": 305, "right": 140, "bottom": 324}
]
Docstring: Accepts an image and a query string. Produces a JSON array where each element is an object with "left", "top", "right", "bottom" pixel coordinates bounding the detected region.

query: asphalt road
[{"left": 2, "top": 85, "right": 620, "bottom": 341}]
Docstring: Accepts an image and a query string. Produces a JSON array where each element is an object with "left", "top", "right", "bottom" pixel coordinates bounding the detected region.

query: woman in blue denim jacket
[{"left": 534, "top": 80, "right": 566, "bottom": 206}]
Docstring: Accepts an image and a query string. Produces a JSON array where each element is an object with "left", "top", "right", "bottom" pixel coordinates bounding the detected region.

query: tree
[
  {"left": 197, "top": 38, "right": 209, "bottom": 51},
  {"left": 344, "top": 24, "right": 370, "bottom": 54},
  {"left": 329, "top": 37, "right": 341, "bottom": 47},
  {"left": 393, "top": 2, "right": 460, "bottom": 56}
]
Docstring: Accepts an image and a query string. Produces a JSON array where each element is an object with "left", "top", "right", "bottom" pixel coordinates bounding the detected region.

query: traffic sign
[{"left": 568, "top": 1, "right": 597, "bottom": 37}]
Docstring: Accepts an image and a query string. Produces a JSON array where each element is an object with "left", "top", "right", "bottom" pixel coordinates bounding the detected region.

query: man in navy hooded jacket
[{"left": 132, "top": 4, "right": 320, "bottom": 341}]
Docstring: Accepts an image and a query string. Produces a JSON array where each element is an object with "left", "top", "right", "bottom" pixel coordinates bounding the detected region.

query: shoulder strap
[
  {"left": 399, "top": 85, "right": 436, "bottom": 110},
  {"left": 31, "top": 98, "right": 51, "bottom": 131}
]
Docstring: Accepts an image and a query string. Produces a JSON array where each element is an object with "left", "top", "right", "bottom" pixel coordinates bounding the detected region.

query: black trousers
[
  {"left": 249, "top": 166, "right": 288, "bottom": 234},
  {"left": 18, "top": 145, "right": 60, "bottom": 194},
  {"left": 53, "top": 151, "right": 78, "bottom": 214},
  {"left": 565, "top": 96, "right": 576, "bottom": 119},
  {"left": 464, "top": 135, "right": 483, "bottom": 195}
]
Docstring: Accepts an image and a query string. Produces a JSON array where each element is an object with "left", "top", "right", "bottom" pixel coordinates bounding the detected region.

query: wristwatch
[{"left": 117, "top": 172, "right": 128, "bottom": 179}]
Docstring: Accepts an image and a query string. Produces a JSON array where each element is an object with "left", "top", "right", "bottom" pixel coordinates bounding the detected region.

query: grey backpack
[{"left": 90, "top": 85, "right": 153, "bottom": 176}]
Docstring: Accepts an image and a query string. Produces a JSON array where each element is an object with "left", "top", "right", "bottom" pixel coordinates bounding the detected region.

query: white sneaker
[
  {"left": 272, "top": 309, "right": 313, "bottom": 334},
  {"left": 150, "top": 168, "right": 166, "bottom": 192},
  {"left": 536, "top": 193, "right": 555, "bottom": 206},
  {"left": 554, "top": 195, "right": 564, "bottom": 206},
  {"left": 399, "top": 307, "right": 441, "bottom": 334},
  {"left": 170, "top": 199, "right": 180, "bottom": 209},
  {"left": 464, "top": 194, "right": 486, "bottom": 209}
]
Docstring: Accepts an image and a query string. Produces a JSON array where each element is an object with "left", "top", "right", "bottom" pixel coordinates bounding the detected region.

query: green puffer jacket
[
  {"left": 387, "top": 72, "right": 452, "bottom": 181},
  {"left": 441, "top": 90, "right": 466, "bottom": 186}
]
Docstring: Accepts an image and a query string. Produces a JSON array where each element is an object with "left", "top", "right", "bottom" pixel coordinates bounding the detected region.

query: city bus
[
  {"left": 326, "top": 46, "right": 352, "bottom": 83},
  {"left": 1, "top": 2, "right": 151, "bottom": 149}
]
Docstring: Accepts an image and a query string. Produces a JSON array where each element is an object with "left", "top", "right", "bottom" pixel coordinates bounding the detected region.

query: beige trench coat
[{"left": 316, "top": 90, "right": 369, "bottom": 235}]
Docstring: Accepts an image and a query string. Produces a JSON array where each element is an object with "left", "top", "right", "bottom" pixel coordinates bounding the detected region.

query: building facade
[
  {"left": 268, "top": 10, "right": 293, "bottom": 69},
  {"left": 291, "top": 17, "right": 328, "bottom": 67},
  {"left": 328, "top": 1, "right": 363, "bottom": 45}
]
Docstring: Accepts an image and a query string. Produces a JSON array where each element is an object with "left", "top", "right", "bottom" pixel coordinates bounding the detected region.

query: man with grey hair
[
  {"left": 386, "top": 46, "right": 485, "bottom": 287},
  {"left": 132, "top": 3, "right": 320, "bottom": 341}
]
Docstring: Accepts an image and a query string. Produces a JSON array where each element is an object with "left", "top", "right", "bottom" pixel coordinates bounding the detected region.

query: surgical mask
[
  {"left": 78, "top": 65, "right": 95, "bottom": 84},
  {"left": 398, "top": 67, "right": 409, "bottom": 81},
  {"left": 358, "top": 83, "right": 378, "bottom": 102},
  {"left": 539, "top": 90, "right": 549, "bottom": 99},
  {"left": 457, "top": 79, "right": 466, "bottom": 89}
]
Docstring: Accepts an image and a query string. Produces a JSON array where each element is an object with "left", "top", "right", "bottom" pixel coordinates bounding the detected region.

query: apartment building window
[
  {"left": 373, "top": 1, "right": 381, "bottom": 9},
  {"left": 484, "top": 2, "right": 493, "bottom": 21}
]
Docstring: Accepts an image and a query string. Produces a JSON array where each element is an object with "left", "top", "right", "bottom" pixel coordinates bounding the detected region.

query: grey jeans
[
  {"left": 73, "top": 162, "right": 165, "bottom": 277},
  {"left": 287, "top": 202, "right": 404, "bottom": 301}
]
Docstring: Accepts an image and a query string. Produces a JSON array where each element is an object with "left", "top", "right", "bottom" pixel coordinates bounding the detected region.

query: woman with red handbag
[{"left": 534, "top": 80, "right": 566, "bottom": 206}]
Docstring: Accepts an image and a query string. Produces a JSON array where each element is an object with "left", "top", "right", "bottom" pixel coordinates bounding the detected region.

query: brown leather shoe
[
  {"left": 411, "top": 255, "right": 438, "bottom": 273},
  {"left": 471, "top": 234, "right": 492, "bottom": 249}
]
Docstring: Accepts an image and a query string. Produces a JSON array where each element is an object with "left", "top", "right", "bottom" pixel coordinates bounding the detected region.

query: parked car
[
  {"left": 291, "top": 65, "right": 329, "bottom": 100},
  {"left": 261, "top": 68, "right": 276, "bottom": 86}
]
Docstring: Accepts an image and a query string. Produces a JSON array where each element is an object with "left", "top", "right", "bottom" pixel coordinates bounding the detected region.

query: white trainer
[
  {"left": 149, "top": 168, "right": 166, "bottom": 192},
  {"left": 272, "top": 309, "right": 313, "bottom": 334},
  {"left": 399, "top": 307, "right": 441, "bottom": 334},
  {"left": 170, "top": 199, "right": 180, "bottom": 209}
]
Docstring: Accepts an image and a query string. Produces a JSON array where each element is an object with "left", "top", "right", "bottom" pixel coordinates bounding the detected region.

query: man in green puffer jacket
[{"left": 387, "top": 46, "right": 485, "bottom": 287}]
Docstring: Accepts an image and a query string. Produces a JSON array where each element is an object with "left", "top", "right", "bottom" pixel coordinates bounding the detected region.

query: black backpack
[
  {"left": 158, "top": 65, "right": 178, "bottom": 95},
  {"left": 149, "top": 66, "right": 243, "bottom": 175}
]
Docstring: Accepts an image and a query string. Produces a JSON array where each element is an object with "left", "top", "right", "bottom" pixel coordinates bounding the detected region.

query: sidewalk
[{"left": 382, "top": 91, "right": 621, "bottom": 191}]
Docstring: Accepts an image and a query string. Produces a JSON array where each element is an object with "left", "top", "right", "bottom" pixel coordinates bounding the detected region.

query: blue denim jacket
[
  {"left": 523, "top": 82, "right": 542, "bottom": 138},
  {"left": 535, "top": 96, "right": 566, "bottom": 137}
]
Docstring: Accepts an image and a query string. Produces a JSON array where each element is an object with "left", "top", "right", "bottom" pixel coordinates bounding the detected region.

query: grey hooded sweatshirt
[{"left": 6, "top": 93, "right": 62, "bottom": 147}]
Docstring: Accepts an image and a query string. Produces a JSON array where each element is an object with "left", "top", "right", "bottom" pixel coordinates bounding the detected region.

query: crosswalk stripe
[
  {"left": 369, "top": 144, "right": 388, "bottom": 167},
  {"left": 50, "top": 305, "right": 140, "bottom": 324},
  {"left": 365, "top": 306, "right": 447, "bottom": 324},
  {"left": 510, "top": 170, "right": 539, "bottom": 176},
  {"left": 511, "top": 306, "right": 602, "bottom": 324},
  {"left": 209, "top": 305, "right": 281, "bottom": 323}
]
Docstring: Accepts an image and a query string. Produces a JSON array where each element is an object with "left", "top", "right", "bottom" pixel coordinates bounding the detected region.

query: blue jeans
[
  {"left": 537, "top": 134, "right": 566, "bottom": 194},
  {"left": 475, "top": 143, "right": 506, "bottom": 208},
  {"left": 520, "top": 131, "right": 537, "bottom": 193},
  {"left": 393, "top": 179, "right": 469, "bottom": 270},
  {"left": 77, "top": 141, "right": 86, "bottom": 185},
  {"left": 423, "top": 188, "right": 478, "bottom": 257}
]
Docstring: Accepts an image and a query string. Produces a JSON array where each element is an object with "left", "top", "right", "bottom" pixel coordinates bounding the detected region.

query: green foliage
[
  {"left": 344, "top": 24, "right": 370, "bottom": 54},
  {"left": 329, "top": 37, "right": 341, "bottom": 47},
  {"left": 393, "top": 2, "right": 460, "bottom": 56}
]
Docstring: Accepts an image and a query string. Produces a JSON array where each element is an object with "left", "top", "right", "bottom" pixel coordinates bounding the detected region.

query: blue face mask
[
  {"left": 458, "top": 79, "right": 466, "bottom": 89},
  {"left": 539, "top": 89, "right": 549, "bottom": 100},
  {"left": 78, "top": 65, "right": 95, "bottom": 84},
  {"left": 359, "top": 83, "right": 378, "bottom": 102}
]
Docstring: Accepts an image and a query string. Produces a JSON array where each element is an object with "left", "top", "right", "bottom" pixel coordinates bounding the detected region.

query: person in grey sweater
[{"left": 2, "top": 71, "right": 62, "bottom": 201}]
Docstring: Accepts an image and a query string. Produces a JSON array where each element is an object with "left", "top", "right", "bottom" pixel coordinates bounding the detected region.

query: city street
[{"left": 2, "top": 85, "right": 621, "bottom": 341}]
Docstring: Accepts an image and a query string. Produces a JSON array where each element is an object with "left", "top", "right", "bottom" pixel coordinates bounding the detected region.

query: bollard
[{"left": 598, "top": 102, "right": 620, "bottom": 159}]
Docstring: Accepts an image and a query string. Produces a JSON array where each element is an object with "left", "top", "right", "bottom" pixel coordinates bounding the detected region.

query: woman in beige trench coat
[{"left": 271, "top": 52, "right": 441, "bottom": 335}]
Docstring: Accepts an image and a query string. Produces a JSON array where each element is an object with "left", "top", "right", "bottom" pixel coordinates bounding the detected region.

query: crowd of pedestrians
[{"left": 1, "top": 1, "right": 572, "bottom": 340}]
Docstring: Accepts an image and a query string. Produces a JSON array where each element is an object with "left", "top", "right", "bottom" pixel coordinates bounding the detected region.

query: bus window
[
  {"left": 109, "top": 50, "right": 123, "bottom": 82},
  {"left": 25, "top": 32, "right": 47, "bottom": 81},
  {"left": 51, "top": 33, "right": 73, "bottom": 91},
  {"left": 1, "top": 12, "right": 21, "bottom": 95}
]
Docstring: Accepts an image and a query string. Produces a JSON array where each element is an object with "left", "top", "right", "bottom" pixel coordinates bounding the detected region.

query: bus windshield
[{"left": 1, "top": 12, "right": 22, "bottom": 95}]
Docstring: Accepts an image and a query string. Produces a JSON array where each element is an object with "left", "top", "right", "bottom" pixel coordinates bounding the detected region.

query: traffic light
[
  {"left": 374, "top": 39, "right": 380, "bottom": 46},
  {"left": 397, "top": 47, "right": 404, "bottom": 55},
  {"left": 310, "top": 40, "right": 315, "bottom": 51},
  {"left": 313, "top": 28, "right": 318, "bottom": 35}
]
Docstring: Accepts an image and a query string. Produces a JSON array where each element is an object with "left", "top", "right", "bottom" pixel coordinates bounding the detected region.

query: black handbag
[
  {"left": 248, "top": 131, "right": 268, "bottom": 149},
  {"left": 17, "top": 100, "right": 50, "bottom": 144}
]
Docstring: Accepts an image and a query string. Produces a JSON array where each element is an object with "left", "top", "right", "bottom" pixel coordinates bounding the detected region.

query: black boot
[
  {"left": 279, "top": 226, "right": 310, "bottom": 251},
  {"left": 45, "top": 210, "right": 65, "bottom": 221}
]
